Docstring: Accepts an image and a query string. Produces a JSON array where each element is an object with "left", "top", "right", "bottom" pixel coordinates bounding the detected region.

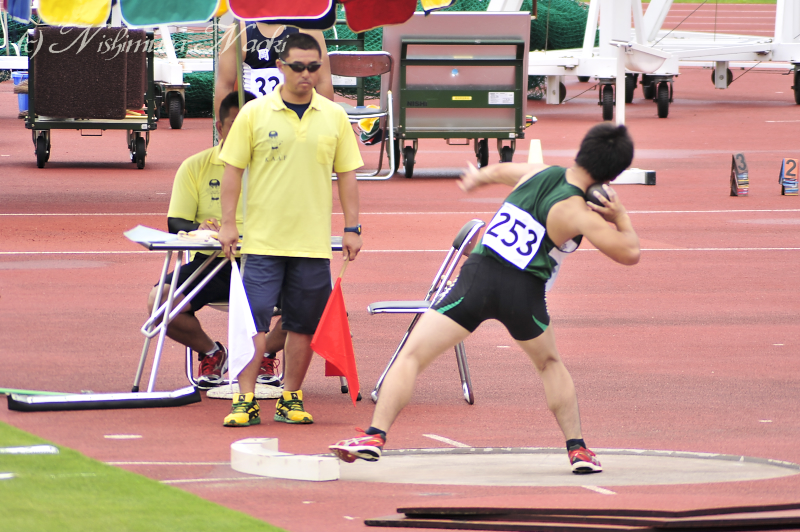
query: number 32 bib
[
  {"left": 482, "top": 202, "right": 545, "bottom": 270},
  {"left": 248, "top": 67, "right": 284, "bottom": 97}
]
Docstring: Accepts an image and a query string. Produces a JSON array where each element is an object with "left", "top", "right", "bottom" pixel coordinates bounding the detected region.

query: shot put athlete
[{"left": 331, "top": 123, "right": 640, "bottom": 474}]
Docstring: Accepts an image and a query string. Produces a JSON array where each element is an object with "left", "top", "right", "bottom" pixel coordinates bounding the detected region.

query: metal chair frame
[
  {"left": 367, "top": 219, "right": 485, "bottom": 404},
  {"left": 328, "top": 51, "right": 395, "bottom": 180}
]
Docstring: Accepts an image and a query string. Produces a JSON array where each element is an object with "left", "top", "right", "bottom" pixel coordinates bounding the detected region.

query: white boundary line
[
  {"left": 107, "top": 461, "right": 230, "bottom": 466},
  {"left": 161, "top": 477, "right": 268, "bottom": 484},
  {"left": 4, "top": 247, "right": 800, "bottom": 256},
  {"left": 0, "top": 251, "right": 151, "bottom": 255},
  {"left": 3, "top": 209, "right": 800, "bottom": 216},
  {"left": 422, "top": 434, "right": 471, "bottom": 448},
  {"left": 581, "top": 486, "right": 617, "bottom": 495}
]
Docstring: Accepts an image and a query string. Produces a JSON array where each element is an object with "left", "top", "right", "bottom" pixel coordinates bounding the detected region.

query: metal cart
[
  {"left": 24, "top": 30, "right": 158, "bottom": 169},
  {"left": 383, "top": 12, "right": 532, "bottom": 177}
]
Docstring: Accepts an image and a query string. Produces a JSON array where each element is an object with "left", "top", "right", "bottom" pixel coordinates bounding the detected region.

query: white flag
[{"left": 228, "top": 261, "right": 257, "bottom": 380}]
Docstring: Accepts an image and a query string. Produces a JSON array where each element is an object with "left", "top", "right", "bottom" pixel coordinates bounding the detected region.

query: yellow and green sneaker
[
  {"left": 274, "top": 390, "right": 313, "bottom": 424},
  {"left": 223, "top": 392, "right": 260, "bottom": 427}
]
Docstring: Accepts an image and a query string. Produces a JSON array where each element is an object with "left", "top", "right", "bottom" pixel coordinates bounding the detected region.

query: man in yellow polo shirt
[
  {"left": 218, "top": 33, "right": 363, "bottom": 427},
  {"left": 147, "top": 91, "right": 286, "bottom": 390}
]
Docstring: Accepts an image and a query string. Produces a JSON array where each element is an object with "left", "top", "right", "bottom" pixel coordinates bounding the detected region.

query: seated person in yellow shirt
[{"left": 147, "top": 91, "right": 286, "bottom": 389}]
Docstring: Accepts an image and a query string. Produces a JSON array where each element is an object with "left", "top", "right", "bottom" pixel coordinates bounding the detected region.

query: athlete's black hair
[
  {"left": 279, "top": 32, "right": 321, "bottom": 61},
  {"left": 218, "top": 90, "right": 255, "bottom": 123},
  {"left": 574, "top": 123, "right": 634, "bottom": 183}
]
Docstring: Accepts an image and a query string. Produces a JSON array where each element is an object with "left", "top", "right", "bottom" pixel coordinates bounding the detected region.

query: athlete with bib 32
[
  {"left": 330, "top": 123, "right": 640, "bottom": 474},
  {"left": 214, "top": 22, "right": 333, "bottom": 117}
]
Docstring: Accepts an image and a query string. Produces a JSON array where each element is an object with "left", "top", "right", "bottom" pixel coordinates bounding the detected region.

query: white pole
[
  {"left": 632, "top": 0, "right": 645, "bottom": 44},
  {"left": 581, "top": 0, "right": 601, "bottom": 57},
  {"left": 616, "top": 46, "right": 626, "bottom": 125}
]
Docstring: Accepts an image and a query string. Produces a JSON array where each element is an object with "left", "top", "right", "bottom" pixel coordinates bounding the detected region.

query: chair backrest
[
  {"left": 328, "top": 51, "right": 392, "bottom": 78},
  {"left": 452, "top": 219, "right": 484, "bottom": 253},
  {"left": 424, "top": 219, "right": 485, "bottom": 302}
]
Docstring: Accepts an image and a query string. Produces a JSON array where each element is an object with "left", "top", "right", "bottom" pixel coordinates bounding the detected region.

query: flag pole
[{"left": 338, "top": 256, "right": 349, "bottom": 279}]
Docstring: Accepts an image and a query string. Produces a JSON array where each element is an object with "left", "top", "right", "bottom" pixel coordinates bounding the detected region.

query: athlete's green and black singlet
[
  {"left": 473, "top": 165, "right": 584, "bottom": 282},
  {"left": 432, "top": 166, "right": 584, "bottom": 340}
]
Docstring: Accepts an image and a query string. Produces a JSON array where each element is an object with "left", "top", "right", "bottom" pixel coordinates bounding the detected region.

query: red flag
[{"left": 310, "top": 277, "right": 359, "bottom": 406}]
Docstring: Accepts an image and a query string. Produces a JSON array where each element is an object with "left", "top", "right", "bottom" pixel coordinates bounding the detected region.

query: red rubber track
[
  {"left": 655, "top": 3, "right": 777, "bottom": 37},
  {"left": 4, "top": 6, "right": 800, "bottom": 530}
]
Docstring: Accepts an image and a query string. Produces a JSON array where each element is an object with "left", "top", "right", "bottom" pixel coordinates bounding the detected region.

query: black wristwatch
[{"left": 344, "top": 224, "right": 362, "bottom": 236}]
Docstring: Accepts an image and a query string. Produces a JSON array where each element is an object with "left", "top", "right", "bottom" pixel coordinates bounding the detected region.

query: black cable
[
  {"left": 544, "top": 0, "right": 552, "bottom": 52},
  {"left": 727, "top": 62, "right": 763, "bottom": 86},
  {"left": 655, "top": 0, "right": 709, "bottom": 46},
  {"left": 714, "top": 0, "right": 718, "bottom": 42},
  {"left": 562, "top": 83, "right": 600, "bottom": 103}
]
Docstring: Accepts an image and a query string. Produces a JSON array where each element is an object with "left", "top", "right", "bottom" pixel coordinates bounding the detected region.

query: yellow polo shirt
[
  {"left": 218, "top": 87, "right": 363, "bottom": 258},
  {"left": 168, "top": 143, "right": 244, "bottom": 256}
]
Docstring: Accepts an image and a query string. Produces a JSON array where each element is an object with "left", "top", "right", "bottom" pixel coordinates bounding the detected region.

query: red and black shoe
[
  {"left": 329, "top": 428, "right": 385, "bottom": 463},
  {"left": 569, "top": 446, "right": 602, "bottom": 474},
  {"left": 197, "top": 342, "right": 227, "bottom": 390},
  {"left": 256, "top": 354, "right": 281, "bottom": 387}
]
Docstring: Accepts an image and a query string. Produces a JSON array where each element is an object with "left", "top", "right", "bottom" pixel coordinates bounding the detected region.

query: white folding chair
[
  {"left": 367, "top": 219, "right": 485, "bottom": 404},
  {"left": 328, "top": 51, "right": 395, "bottom": 180}
]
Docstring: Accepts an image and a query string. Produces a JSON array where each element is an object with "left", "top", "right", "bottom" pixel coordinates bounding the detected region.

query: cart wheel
[
  {"left": 168, "top": 96, "right": 184, "bottom": 130},
  {"left": 793, "top": 70, "right": 800, "bottom": 105},
  {"left": 403, "top": 146, "right": 415, "bottom": 178},
  {"left": 711, "top": 68, "right": 733, "bottom": 87},
  {"left": 477, "top": 138, "right": 489, "bottom": 168},
  {"left": 500, "top": 146, "right": 514, "bottom": 163},
  {"left": 656, "top": 82, "right": 670, "bottom": 118},
  {"left": 36, "top": 136, "right": 47, "bottom": 168},
  {"left": 625, "top": 73, "right": 636, "bottom": 104},
  {"left": 559, "top": 82, "right": 567, "bottom": 103},
  {"left": 389, "top": 139, "right": 400, "bottom": 172},
  {"left": 577, "top": 76, "right": 590, "bottom": 83},
  {"left": 135, "top": 136, "right": 146, "bottom": 169},
  {"left": 641, "top": 75, "right": 654, "bottom": 99},
  {"left": 601, "top": 85, "right": 614, "bottom": 121}
]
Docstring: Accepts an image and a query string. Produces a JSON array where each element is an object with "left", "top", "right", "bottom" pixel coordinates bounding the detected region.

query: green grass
[{"left": 0, "top": 422, "right": 284, "bottom": 532}]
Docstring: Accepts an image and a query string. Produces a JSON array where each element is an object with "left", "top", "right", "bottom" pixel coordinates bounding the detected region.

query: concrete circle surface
[{"left": 338, "top": 447, "right": 800, "bottom": 487}]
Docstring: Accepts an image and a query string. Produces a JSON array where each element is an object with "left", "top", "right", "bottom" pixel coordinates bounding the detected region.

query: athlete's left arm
[
  {"left": 305, "top": 30, "right": 334, "bottom": 100},
  {"left": 336, "top": 170, "right": 362, "bottom": 261}
]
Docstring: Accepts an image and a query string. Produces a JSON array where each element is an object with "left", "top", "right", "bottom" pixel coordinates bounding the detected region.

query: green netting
[
  {"left": 163, "top": 29, "right": 222, "bottom": 59},
  {"left": 1, "top": 15, "right": 39, "bottom": 83},
  {"left": 184, "top": 71, "right": 215, "bottom": 118},
  {"left": 527, "top": 0, "right": 595, "bottom": 51}
]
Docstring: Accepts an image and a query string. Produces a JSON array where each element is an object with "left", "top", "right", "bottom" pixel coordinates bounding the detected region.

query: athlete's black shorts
[
  {"left": 431, "top": 253, "right": 550, "bottom": 341},
  {"left": 241, "top": 254, "right": 331, "bottom": 335},
  {"left": 159, "top": 254, "right": 240, "bottom": 313}
]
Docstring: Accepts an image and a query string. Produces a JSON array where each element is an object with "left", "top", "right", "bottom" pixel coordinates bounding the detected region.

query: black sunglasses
[{"left": 284, "top": 61, "right": 322, "bottom": 73}]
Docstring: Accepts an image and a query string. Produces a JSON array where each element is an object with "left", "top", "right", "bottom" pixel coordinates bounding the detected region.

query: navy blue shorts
[
  {"left": 241, "top": 254, "right": 331, "bottom": 335},
  {"left": 160, "top": 254, "right": 239, "bottom": 313},
  {"left": 431, "top": 253, "right": 550, "bottom": 341}
]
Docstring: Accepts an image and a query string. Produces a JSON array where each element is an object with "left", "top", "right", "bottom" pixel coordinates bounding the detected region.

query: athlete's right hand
[
  {"left": 587, "top": 184, "right": 628, "bottom": 225},
  {"left": 217, "top": 223, "right": 239, "bottom": 260}
]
